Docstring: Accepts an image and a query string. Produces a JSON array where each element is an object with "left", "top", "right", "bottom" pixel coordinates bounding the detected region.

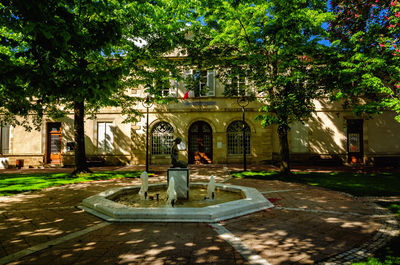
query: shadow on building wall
[
  {"left": 306, "top": 111, "right": 346, "bottom": 165},
  {"left": 60, "top": 116, "right": 97, "bottom": 166}
]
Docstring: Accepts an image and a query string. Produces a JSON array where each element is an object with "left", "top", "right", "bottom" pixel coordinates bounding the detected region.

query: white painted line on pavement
[
  {"left": 0, "top": 221, "right": 110, "bottom": 265},
  {"left": 210, "top": 223, "right": 271, "bottom": 265}
]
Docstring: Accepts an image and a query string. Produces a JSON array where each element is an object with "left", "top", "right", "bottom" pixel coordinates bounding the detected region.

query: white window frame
[
  {"left": 185, "top": 69, "right": 193, "bottom": 78},
  {"left": 205, "top": 70, "right": 216, "bottom": 97},
  {"left": 168, "top": 73, "right": 178, "bottom": 97},
  {"left": 97, "top": 122, "right": 114, "bottom": 153},
  {"left": 229, "top": 75, "right": 254, "bottom": 96},
  {"left": 185, "top": 69, "right": 215, "bottom": 97},
  {"left": 237, "top": 75, "right": 248, "bottom": 96},
  {"left": 150, "top": 76, "right": 177, "bottom": 98},
  {"left": 0, "top": 125, "right": 10, "bottom": 155}
]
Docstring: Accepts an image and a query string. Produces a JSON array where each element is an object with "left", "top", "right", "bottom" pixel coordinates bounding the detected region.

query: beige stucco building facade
[{"left": 1, "top": 73, "right": 400, "bottom": 169}]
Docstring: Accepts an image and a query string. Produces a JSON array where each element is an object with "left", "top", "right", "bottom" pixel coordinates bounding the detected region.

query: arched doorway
[{"left": 188, "top": 121, "right": 213, "bottom": 164}]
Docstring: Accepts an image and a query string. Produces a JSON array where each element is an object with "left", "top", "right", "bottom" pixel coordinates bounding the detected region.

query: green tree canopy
[
  {"left": 186, "top": 0, "right": 334, "bottom": 175},
  {"left": 329, "top": 0, "right": 400, "bottom": 121},
  {"left": 0, "top": 0, "right": 190, "bottom": 173}
]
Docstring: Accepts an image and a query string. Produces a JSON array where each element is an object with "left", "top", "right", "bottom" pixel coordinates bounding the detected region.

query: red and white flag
[{"left": 182, "top": 90, "right": 190, "bottom": 100}]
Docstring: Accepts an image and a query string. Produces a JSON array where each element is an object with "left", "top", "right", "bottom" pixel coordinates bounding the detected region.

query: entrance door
[
  {"left": 347, "top": 119, "right": 363, "bottom": 164},
  {"left": 47, "top": 122, "right": 62, "bottom": 164},
  {"left": 188, "top": 121, "right": 213, "bottom": 164}
]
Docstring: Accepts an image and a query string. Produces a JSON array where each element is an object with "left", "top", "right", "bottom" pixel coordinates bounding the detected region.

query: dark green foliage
[
  {"left": 329, "top": 0, "right": 400, "bottom": 122},
  {"left": 187, "top": 0, "right": 334, "bottom": 175},
  {"left": 0, "top": 0, "right": 190, "bottom": 173},
  {"left": 0, "top": 0, "right": 124, "bottom": 112},
  {"left": 0, "top": 0, "right": 125, "bottom": 172}
]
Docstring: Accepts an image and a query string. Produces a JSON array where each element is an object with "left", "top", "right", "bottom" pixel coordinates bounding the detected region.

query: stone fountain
[
  {"left": 81, "top": 176, "right": 273, "bottom": 222},
  {"left": 81, "top": 137, "right": 273, "bottom": 222},
  {"left": 138, "top": 171, "right": 148, "bottom": 200}
]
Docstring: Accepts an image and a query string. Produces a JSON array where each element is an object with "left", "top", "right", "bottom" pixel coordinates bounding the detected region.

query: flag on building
[{"left": 182, "top": 90, "right": 190, "bottom": 100}]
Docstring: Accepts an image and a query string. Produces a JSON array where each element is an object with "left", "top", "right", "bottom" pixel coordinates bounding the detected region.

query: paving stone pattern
[{"left": 0, "top": 165, "right": 398, "bottom": 264}]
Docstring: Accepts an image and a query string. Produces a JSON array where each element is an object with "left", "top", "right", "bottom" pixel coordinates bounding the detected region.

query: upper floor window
[
  {"left": 185, "top": 69, "right": 215, "bottom": 97},
  {"left": 149, "top": 76, "right": 178, "bottom": 98},
  {"left": 224, "top": 73, "right": 256, "bottom": 97},
  {"left": 0, "top": 125, "right": 10, "bottom": 154},
  {"left": 151, "top": 122, "right": 174, "bottom": 155},
  {"left": 97, "top": 122, "right": 113, "bottom": 153},
  {"left": 166, "top": 75, "right": 178, "bottom": 97},
  {"left": 227, "top": 121, "right": 250, "bottom": 155},
  {"left": 232, "top": 75, "right": 248, "bottom": 96}
]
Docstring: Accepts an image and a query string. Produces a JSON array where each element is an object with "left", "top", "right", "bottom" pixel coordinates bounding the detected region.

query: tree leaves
[{"left": 329, "top": 0, "right": 400, "bottom": 121}]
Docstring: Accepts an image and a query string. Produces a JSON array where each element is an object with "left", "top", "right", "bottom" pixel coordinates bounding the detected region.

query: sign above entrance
[{"left": 184, "top": 101, "right": 217, "bottom": 106}]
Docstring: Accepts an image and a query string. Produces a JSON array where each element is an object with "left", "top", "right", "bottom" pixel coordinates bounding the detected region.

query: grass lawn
[
  {"left": 232, "top": 171, "right": 400, "bottom": 197},
  {"left": 0, "top": 171, "right": 145, "bottom": 196}
]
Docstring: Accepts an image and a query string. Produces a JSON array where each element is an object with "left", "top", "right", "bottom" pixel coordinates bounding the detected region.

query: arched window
[
  {"left": 227, "top": 121, "right": 250, "bottom": 155},
  {"left": 151, "top": 122, "right": 174, "bottom": 155}
]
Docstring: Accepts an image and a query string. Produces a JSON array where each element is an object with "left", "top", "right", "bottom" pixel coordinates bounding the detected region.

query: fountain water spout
[
  {"left": 138, "top": 171, "right": 149, "bottom": 200},
  {"left": 167, "top": 177, "right": 177, "bottom": 207},
  {"left": 207, "top": 175, "right": 216, "bottom": 200}
]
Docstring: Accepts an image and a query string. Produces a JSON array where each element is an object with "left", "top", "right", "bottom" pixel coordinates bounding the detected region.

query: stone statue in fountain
[
  {"left": 138, "top": 171, "right": 148, "bottom": 200},
  {"left": 167, "top": 176, "right": 177, "bottom": 207},
  {"left": 207, "top": 175, "right": 216, "bottom": 200},
  {"left": 168, "top": 137, "right": 189, "bottom": 200},
  {"left": 171, "top": 137, "right": 188, "bottom": 168}
]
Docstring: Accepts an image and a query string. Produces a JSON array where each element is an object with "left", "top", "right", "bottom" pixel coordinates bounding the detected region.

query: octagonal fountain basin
[{"left": 81, "top": 183, "right": 274, "bottom": 223}]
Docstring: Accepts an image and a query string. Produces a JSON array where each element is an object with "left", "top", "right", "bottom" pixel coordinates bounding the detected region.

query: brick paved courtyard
[{"left": 0, "top": 165, "right": 398, "bottom": 264}]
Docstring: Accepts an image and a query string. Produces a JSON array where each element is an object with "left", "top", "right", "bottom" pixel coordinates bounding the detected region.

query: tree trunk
[
  {"left": 73, "top": 99, "right": 91, "bottom": 174},
  {"left": 278, "top": 124, "right": 292, "bottom": 176}
]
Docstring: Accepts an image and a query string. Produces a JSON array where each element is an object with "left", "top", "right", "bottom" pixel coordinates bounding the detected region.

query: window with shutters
[
  {"left": 97, "top": 122, "right": 113, "bottom": 153},
  {"left": 227, "top": 121, "right": 250, "bottom": 155},
  {"left": 151, "top": 122, "right": 174, "bottom": 155},
  {"left": 0, "top": 125, "right": 10, "bottom": 155}
]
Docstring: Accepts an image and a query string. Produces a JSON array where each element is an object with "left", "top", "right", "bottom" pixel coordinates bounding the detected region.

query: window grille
[
  {"left": 151, "top": 122, "right": 174, "bottom": 155},
  {"left": 227, "top": 121, "right": 250, "bottom": 155}
]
